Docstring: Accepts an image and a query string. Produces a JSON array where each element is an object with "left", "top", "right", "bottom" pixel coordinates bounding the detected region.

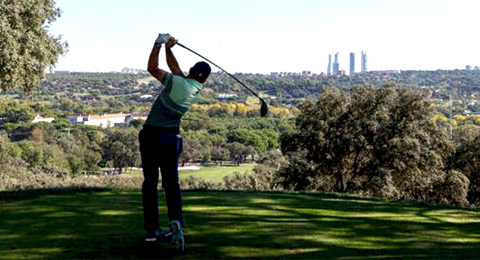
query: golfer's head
[{"left": 189, "top": 61, "right": 211, "bottom": 83}]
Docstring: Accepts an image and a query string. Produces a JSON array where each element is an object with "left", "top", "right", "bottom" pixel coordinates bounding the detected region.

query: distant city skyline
[
  {"left": 328, "top": 51, "right": 367, "bottom": 76},
  {"left": 49, "top": 0, "right": 480, "bottom": 74}
]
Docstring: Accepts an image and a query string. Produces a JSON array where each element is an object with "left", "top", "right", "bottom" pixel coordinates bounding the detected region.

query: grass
[
  {"left": 126, "top": 163, "right": 255, "bottom": 182},
  {"left": 179, "top": 163, "right": 255, "bottom": 182},
  {"left": 1, "top": 189, "right": 479, "bottom": 259}
]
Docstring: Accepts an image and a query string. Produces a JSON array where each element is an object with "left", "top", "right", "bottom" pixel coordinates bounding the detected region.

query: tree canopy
[
  {"left": 0, "top": 0, "right": 67, "bottom": 92},
  {"left": 280, "top": 85, "right": 469, "bottom": 205}
]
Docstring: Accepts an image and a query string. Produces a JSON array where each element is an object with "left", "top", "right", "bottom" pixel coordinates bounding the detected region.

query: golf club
[{"left": 176, "top": 42, "right": 268, "bottom": 117}]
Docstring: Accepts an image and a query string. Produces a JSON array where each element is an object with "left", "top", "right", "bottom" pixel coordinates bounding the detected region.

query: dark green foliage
[
  {"left": 450, "top": 125, "right": 480, "bottom": 205},
  {"left": 252, "top": 150, "right": 287, "bottom": 191},
  {"left": 0, "top": 0, "right": 67, "bottom": 92},
  {"left": 0, "top": 100, "right": 35, "bottom": 124},
  {"left": 180, "top": 136, "right": 205, "bottom": 165},
  {"left": 102, "top": 128, "right": 139, "bottom": 172},
  {"left": 280, "top": 85, "right": 467, "bottom": 205},
  {"left": 4, "top": 70, "right": 480, "bottom": 208}
]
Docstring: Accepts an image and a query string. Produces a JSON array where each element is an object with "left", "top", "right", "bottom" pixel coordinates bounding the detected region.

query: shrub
[
  {"left": 223, "top": 172, "right": 256, "bottom": 190},
  {"left": 427, "top": 170, "right": 470, "bottom": 207},
  {"left": 180, "top": 175, "right": 219, "bottom": 190}
]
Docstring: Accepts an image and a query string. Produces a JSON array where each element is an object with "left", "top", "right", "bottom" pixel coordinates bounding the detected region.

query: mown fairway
[
  {"left": 1, "top": 189, "right": 479, "bottom": 259},
  {"left": 179, "top": 163, "right": 255, "bottom": 182},
  {"left": 125, "top": 163, "right": 255, "bottom": 183}
]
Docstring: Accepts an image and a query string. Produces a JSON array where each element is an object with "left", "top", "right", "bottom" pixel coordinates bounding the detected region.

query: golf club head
[{"left": 260, "top": 99, "right": 268, "bottom": 117}]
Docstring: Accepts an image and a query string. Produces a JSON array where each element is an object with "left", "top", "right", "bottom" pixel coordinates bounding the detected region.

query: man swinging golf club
[{"left": 139, "top": 33, "right": 211, "bottom": 251}]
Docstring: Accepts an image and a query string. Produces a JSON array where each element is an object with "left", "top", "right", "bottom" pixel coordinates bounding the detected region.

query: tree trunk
[{"left": 336, "top": 171, "right": 345, "bottom": 192}]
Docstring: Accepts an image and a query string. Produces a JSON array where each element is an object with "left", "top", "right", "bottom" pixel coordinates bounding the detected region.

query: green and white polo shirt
[{"left": 145, "top": 73, "right": 203, "bottom": 128}]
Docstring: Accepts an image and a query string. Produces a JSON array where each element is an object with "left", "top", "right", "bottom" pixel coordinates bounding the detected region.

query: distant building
[
  {"left": 121, "top": 68, "right": 148, "bottom": 74},
  {"left": 32, "top": 115, "right": 55, "bottom": 123},
  {"left": 327, "top": 54, "right": 332, "bottom": 76},
  {"left": 361, "top": 51, "right": 367, "bottom": 73},
  {"left": 349, "top": 52, "right": 355, "bottom": 75},
  {"left": 126, "top": 113, "right": 148, "bottom": 124},
  {"left": 68, "top": 113, "right": 129, "bottom": 128},
  {"left": 333, "top": 53, "right": 340, "bottom": 76},
  {"left": 140, "top": 94, "right": 153, "bottom": 99},
  {"left": 54, "top": 71, "right": 70, "bottom": 75},
  {"left": 217, "top": 94, "right": 238, "bottom": 100}
]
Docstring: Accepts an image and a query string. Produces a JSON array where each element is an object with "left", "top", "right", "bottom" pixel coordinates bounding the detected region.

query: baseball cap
[{"left": 191, "top": 61, "right": 211, "bottom": 81}]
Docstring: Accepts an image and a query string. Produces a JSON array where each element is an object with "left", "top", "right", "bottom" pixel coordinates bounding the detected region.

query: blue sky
[{"left": 49, "top": 0, "right": 480, "bottom": 74}]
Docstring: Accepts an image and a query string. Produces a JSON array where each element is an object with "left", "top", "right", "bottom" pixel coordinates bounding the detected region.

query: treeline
[
  {"left": 0, "top": 98, "right": 293, "bottom": 188},
  {"left": 5, "top": 69, "right": 480, "bottom": 115},
  {"left": 3, "top": 70, "right": 480, "bottom": 207},
  {"left": 203, "top": 70, "right": 480, "bottom": 106}
]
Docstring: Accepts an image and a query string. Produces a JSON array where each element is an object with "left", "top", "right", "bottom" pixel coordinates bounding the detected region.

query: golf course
[{"left": 1, "top": 188, "right": 479, "bottom": 259}]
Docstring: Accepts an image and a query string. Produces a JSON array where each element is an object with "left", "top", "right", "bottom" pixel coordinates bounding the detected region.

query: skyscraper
[
  {"left": 361, "top": 51, "right": 367, "bottom": 73},
  {"left": 333, "top": 52, "right": 340, "bottom": 76},
  {"left": 327, "top": 54, "right": 332, "bottom": 76},
  {"left": 349, "top": 52, "right": 355, "bottom": 75}
]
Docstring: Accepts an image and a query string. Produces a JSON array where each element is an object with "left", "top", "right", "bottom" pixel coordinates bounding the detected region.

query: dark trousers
[{"left": 139, "top": 126, "right": 183, "bottom": 232}]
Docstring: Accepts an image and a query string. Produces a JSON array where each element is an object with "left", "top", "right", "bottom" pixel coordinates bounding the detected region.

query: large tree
[
  {"left": 0, "top": 0, "right": 67, "bottom": 92},
  {"left": 280, "top": 85, "right": 468, "bottom": 205}
]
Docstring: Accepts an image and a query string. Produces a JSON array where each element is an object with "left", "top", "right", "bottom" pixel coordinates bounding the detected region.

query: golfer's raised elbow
[
  {"left": 147, "top": 63, "right": 160, "bottom": 75},
  {"left": 147, "top": 65, "right": 156, "bottom": 74}
]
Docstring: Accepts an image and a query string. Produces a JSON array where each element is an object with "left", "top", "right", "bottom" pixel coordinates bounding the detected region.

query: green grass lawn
[
  {"left": 126, "top": 163, "right": 255, "bottom": 183},
  {"left": 1, "top": 189, "right": 479, "bottom": 259},
  {"left": 179, "top": 163, "right": 254, "bottom": 182}
]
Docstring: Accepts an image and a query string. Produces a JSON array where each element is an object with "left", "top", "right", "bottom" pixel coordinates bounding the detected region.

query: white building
[
  {"left": 68, "top": 113, "right": 129, "bottom": 128},
  {"left": 32, "top": 115, "right": 55, "bottom": 123}
]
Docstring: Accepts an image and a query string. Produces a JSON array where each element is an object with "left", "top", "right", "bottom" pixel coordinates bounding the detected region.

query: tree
[
  {"left": 102, "top": 129, "right": 139, "bottom": 173},
  {"left": 0, "top": 100, "right": 35, "bottom": 124},
  {"left": 0, "top": 131, "right": 24, "bottom": 171},
  {"left": 179, "top": 137, "right": 204, "bottom": 166},
  {"left": 211, "top": 146, "right": 229, "bottom": 166},
  {"left": 451, "top": 125, "right": 480, "bottom": 205},
  {"left": 253, "top": 150, "right": 287, "bottom": 190},
  {"left": 0, "top": 0, "right": 67, "bottom": 92},
  {"left": 182, "top": 111, "right": 213, "bottom": 131},
  {"left": 280, "top": 85, "right": 462, "bottom": 204},
  {"left": 227, "top": 129, "right": 269, "bottom": 154},
  {"left": 128, "top": 119, "right": 145, "bottom": 129},
  {"left": 227, "top": 142, "right": 250, "bottom": 166}
]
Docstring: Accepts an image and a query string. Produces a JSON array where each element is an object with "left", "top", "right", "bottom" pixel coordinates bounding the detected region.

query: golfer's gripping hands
[{"left": 154, "top": 33, "right": 171, "bottom": 47}]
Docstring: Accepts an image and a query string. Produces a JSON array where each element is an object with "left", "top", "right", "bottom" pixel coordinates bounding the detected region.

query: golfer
[{"left": 139, "top": 33, "right": 211, "bottom": 251}]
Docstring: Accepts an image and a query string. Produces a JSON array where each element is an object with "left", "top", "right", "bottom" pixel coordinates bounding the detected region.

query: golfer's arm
[
  {"left": 147, "top": 45, "right": 167, "bottom": 82},
  {"left": 166, "top": 47, "right": 184, "bottom": 77}
]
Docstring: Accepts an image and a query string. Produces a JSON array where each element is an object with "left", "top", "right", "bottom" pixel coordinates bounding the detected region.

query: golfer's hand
[
  {"left": 155, "top": 33, "right": 171, "bottom": 45},
  {"left": 166, "top": 37, "right": 178, "bottom": 49}
]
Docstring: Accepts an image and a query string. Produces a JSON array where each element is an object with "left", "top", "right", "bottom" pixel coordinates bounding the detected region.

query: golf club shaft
[{"left": 176, "top": 42, "right": 265, "bottom": 102}]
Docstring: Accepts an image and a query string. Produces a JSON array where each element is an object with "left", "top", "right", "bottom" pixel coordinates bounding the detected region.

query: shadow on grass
[
  {"left": 0, "top": 187, "right": 112, "bottom": 200},
  {"left": 1, "top": 189, "right": 479, "bottom": 259}
]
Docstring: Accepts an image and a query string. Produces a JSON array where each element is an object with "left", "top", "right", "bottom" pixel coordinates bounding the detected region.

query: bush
[
  {"left": 253, "top": 150, "right": 287, "bottom": 191},
  {"left": 223, "top": 172, "right": 256, "bottom": 190},
  {"left": 180, "top": 175, "right": 219, "bottom": 190},
  {"left": 427, "top": 171, "right": 470, "bottom": 207}
]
